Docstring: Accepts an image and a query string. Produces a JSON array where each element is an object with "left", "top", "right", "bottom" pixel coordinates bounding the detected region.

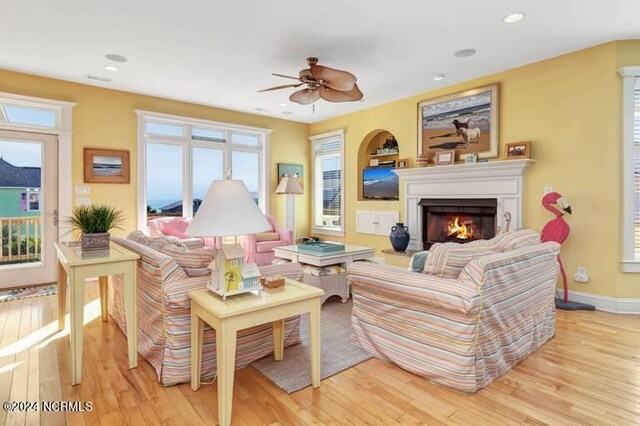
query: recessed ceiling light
[
  {"left": 432, "top": 73, "right": 446, "bottom": 81},
  {"left": 454, "top": 49, "right": 477, "bottom": 58},
  {"left": 104, "top": 65, "right": 119, "bottom": 72},
  {"left": 282, "top": 111, "right": 293, "bottom": 115},
  {"left": 502, "top": 12, "right": 525, "bottom": 24},
  {"left": 105, "top": 53, "right": 128, "bottom": 63},
  {"left": 279, "top": 103, "right": 288, "bottom": 107}
]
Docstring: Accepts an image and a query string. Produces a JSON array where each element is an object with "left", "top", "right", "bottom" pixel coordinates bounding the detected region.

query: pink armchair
[
  {"left": 148, "top": 217, "right": 221, "bottom": 249},
  {"left": 239, "top": 215, "right": 293, "bottom": 265}
]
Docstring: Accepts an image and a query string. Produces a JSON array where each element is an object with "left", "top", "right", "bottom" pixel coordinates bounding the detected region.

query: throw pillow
[
  {"left": 162, "top": 220, "right": 190, "bottom": 238},
  {"left": 423, "top": 242, "right": 498, "bottom": 279},
  {"left": 409, "top": 251, "right": 429, "bottom": 273},
  {"left": 156, "top": 244, "right": 215, "bottom": 277},
  {"left": 493, "top": 229, "right": 540, "bottom": 252},
  {"left": 256, "top": 232, "right": 279, "bottom": 242}
]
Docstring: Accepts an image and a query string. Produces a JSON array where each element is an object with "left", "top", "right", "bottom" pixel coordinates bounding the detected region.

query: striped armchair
[
  {"left": 347, "top": 239, "right": 560, "bottom": 393},
  {"left": 108, "top": 235, "right": 304, "bottom": 386}
]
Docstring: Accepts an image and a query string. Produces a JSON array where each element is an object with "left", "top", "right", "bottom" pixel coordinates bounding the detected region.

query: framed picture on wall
[
  {"left": 505, "top": 141, "right": 531, "bottom": 159},
  {"left": 277, "top": 163, "right": 303, "bottom": 192},
  {"left": 83, "top": 148, "right": 130, "bottom": 183},
  {"left": 418, "top": 84, "right": 499, "bottom": 161}
]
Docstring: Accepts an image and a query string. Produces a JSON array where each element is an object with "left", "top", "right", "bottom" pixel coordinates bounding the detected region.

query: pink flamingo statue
[{"left": 541, "top": 192, "right": 594, "bottom": 310}]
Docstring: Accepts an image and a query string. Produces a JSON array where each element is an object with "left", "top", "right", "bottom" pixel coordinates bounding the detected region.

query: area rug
[
  {"left": 0, "top": 284, "right": 57, "bottom": 303},
  {"left": 251, "top": 298, "right": 372, "bottom": 393}
]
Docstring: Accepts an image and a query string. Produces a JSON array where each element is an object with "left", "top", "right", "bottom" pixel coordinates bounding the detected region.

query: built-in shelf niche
[{"left": 357, "top": 129, "right": 399, "bottom": 201}]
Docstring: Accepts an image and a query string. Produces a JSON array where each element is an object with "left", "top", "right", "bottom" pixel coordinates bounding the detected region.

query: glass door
[{"left": 0, "top": 130, "right": 57, "bottom": 288}]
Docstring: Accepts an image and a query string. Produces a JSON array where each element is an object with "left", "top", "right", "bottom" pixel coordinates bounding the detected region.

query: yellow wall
[
  {"left": 0, "top": 68, "right": 311, "bottom": 237},
  {"left": 2, "top": 39, "right": 637, "bottom": 298},
  {"left": 311, "top": 41, "right": 640, "bottom": 299}
]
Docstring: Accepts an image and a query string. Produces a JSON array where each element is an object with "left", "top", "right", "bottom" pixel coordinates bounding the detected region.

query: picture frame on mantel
[
  {"left": 505, "top": 141, "right": 531, "bottom": 160},
  {"left": 83, "top": 148, "right": 130, "bottom": 184},
  {"left": 418, "top": 84, "right": 499, "bottom": 161}
]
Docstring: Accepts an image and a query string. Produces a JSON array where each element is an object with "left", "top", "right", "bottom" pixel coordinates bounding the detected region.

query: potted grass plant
[{"left": 67, "top": 205, "right": 125, "bottom": 251}]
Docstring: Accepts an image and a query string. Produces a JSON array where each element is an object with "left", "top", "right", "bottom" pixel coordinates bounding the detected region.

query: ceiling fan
[{"left": 259, "top": 57, "right": 363, "bottom": 105}]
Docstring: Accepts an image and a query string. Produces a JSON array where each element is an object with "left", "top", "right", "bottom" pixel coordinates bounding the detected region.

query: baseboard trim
[{"left": 566, "top": 289, "right": 640, "bottom": 314}]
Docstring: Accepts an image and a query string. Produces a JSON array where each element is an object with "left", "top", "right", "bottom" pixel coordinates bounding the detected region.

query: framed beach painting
[
  {"left": 418, "top": 84, "right": 499, "bottom": 160},
  {"left": 277, "top": 163, "right": 303, "bottom": 192},
  {"left": 84, "top": 148, "right": 130, "bottom": 183}
]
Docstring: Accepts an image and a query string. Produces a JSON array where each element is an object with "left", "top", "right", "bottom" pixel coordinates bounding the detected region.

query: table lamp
[
  {"left": 187, "top": 179, "right": 271, "bottom": 298},
  {"left": 276, "top": 174, "right": 303, "bottom": 242}
]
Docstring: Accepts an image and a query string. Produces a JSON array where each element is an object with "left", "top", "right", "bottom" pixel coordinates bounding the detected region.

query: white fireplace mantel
[{"left": 393, "top": 159, "right": 535, "bottom": 251}]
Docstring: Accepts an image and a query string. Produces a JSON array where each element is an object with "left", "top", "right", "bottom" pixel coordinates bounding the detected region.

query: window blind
[{"left": 313, "top": 135, "right": 343, "bottom": 230}]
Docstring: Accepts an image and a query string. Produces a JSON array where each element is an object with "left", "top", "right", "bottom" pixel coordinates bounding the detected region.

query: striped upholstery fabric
[
  {"left": 156, "top": 244, "right": 216, "bottom": 277},
  {"left": 493, "top": 228, "right": 540, "bottom": 252},
  {"left": 423, "top": 242, "right": 498, "bottom": 278},
  {"left": 109, "top": 236, "right": 304, "bottom": 386},
  {"left": 348, "top": 241, "right": 560, "bottom": 392}
]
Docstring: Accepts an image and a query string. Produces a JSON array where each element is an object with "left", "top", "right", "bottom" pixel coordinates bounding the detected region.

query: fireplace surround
[{"left": 393, "top": 159, "right": 534, "bottom": 252}]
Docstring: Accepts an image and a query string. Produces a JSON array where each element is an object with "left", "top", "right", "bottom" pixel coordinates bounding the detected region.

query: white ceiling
[{"left": 1, "top": 0, "right": 639, "bottom": 124}]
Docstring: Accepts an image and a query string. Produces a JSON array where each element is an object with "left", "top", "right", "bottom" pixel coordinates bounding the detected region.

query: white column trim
[{"left": 617, "top": 66, "right": 640, "bottom": 273}]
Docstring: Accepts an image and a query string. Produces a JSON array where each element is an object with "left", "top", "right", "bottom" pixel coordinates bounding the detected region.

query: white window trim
[
  {"left": 618, "top": 66, "right": 640, "bottom": 273},
  {"left": 309, "top": 129, "right": 345, "bottom": 237},
  {"left": 136, "top": 110, "right": 271, "bottom": 230},
  {"left": 0, "top": 91, "right": 74, "bottom": 241}
]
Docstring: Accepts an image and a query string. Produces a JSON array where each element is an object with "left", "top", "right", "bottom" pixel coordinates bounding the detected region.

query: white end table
[
  {"left": 189, "top": 280, "right": 323, "bottom": 426},
  {"left": 55, "top": 241, "right": 139, "bottom": 385}
]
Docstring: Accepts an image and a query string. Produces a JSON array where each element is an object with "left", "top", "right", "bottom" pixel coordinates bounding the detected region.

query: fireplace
[{"left": 419, "top": 198, "right": 497, "bottom": 250}]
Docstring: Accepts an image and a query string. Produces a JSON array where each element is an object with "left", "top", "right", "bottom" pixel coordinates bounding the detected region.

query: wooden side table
[
  {"left": 55, "top": 241, "right": 139, "bottom": 385},
  {"left": 189, "top": 280, "right": 324, "bottom": 426}
]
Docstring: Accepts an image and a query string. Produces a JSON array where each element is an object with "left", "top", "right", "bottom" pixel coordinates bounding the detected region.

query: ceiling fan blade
[
  {"left": 258, "top": 83, "right": 304, "bottom": 92},
  {"left": 272, "top": 73, "right": 302, "bottom": 81},
  {"left": 289, "top": 88, "right": 320, "bottom": 105},
  {"left": 310, "top": 65, "right": 357, "bottom": 91},
  {"left": 318, "top": 84, "right": 364, "bottom": 103}
]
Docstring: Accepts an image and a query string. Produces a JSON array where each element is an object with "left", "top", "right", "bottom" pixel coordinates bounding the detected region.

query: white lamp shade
[
  {"left": 186, "top": 180, "right": 271, "bottom": 237},
  {"left": 275, "top": 176, "right": 303, "bottom": 194}
]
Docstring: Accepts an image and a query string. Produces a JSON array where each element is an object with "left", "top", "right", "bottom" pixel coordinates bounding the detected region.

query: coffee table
[{"left": 273, "top": 244, "right": 375, "bottom": 304}]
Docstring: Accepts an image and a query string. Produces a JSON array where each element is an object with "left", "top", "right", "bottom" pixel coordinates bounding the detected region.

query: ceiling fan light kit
[{"left": 259, "top": 57, "right": 363, "bottom": 106}]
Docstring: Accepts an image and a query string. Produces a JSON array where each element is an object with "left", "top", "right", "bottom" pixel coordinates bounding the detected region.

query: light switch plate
[{"left": 75, "top": 185, "right": 90, "bottom": 195}]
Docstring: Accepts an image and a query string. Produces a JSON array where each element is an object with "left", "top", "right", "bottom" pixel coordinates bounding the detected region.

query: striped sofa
[
  {"left": 108, "top": 235, "right": 304, "bottom": 386},
  {"left": 348, "top": 234, "right": 560, "bottom": 393}
]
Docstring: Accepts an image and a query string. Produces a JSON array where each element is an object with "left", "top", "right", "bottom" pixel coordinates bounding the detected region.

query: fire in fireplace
[{"left": 419, "top": 198, "right": 497, "bottom": 250}]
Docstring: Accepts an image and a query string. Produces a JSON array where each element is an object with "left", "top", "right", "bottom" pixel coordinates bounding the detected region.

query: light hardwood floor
[{"left": 1, "top": 281, "right": 640, "bottom": 425}]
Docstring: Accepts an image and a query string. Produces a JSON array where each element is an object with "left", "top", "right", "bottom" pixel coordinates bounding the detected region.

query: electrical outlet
[
  {"left": 574, "top": 267, "right": 589, "bottom": 283},
  {"left": 544, "top": 184, "right": 554, "bottom": 194}
]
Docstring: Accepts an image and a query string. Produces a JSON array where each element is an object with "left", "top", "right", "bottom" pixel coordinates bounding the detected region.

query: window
[
  {"left": 619, "top": 67, "right": 640, "bottom": 272},
  {"left": 137, "top": 111, "right": 269, "bottom": 227},
  {"left": 310, "top": 130, "right": 344, "bottom": 236},
  {"left": 0, "top": 102, "right": 58, "bottom": 128},
  {"left": 21, "top": 191, "right": 41, "bottom": 212}
]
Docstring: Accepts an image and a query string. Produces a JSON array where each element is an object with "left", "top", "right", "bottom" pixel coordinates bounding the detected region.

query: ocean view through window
[{"left": 138, "top": 111, "right": 269, "bottom": 227}]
